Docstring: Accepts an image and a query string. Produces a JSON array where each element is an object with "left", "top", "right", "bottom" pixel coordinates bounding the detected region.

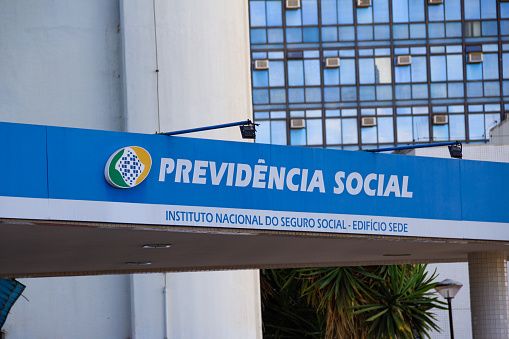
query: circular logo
[{"left": 105, "top": 146, "right": 152, "bottom": 188}]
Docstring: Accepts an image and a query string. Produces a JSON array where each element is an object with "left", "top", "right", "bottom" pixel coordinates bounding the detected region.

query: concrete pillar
[{"left": 468, "top": 251, "right": 509, "bottom": 338}]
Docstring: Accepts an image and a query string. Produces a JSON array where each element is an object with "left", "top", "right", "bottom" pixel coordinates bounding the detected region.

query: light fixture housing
[
  {"left": 126, "top": 261, "right": 152, "bottom": 266},
  {"left": 142, "top": 244, "right": 172, "bottom": 249},
  {"left": 448, "top": 143, "right": 462, "bottom": 159},
  {"left": 240, "top": 122, "right": 257, "bottom": 139},
  {"left": 434, "top": 279, "right": 463, "bottom": 299}
]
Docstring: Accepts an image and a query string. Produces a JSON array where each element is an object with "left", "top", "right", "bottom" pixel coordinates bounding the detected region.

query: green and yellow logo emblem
[{"left": 105, "top": 146, "right": 152, "bottom": 188}]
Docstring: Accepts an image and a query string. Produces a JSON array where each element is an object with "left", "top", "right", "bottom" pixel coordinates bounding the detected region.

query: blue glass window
[
  {"left": 268, "top": 28, "right": 284, "bottom": 43},
  {"left": 326, "top": 119, "right": 341, "bottom": 144},
  {"left": 412, "top": 57, "right": 427, "bottom": 82},
  {"left": 378, "top": 117, "right": 394, "bottom": 143},
  {"left": 286, "top": 8, "right": 302, "bottom": 26},
  {"left": 340, "top": 59, "right": 356, "bottom": 84},
  {"left": 361, "top": 125, "right": 377, "bottom": 143},
  {"left": 307, "top": 119, "right": 323, "bottom": 145},
  {"left": 428, "top": 3, "right": 444, "bottom": 22},
  {"left": 468, "top": 114, "right": 485, "bottom": 139},
  {"left": 270, "top": 89, "right": 286, "bottom": 103},
  {"left": 413, "top": 116, "right": 429, "bottom": 142},
  {"left": 410, "top": 24, "right": 427, "bottom": 38},
  {"left": 374, "top": 25, "right": 391, "bottom": 40},
  {"left": 251, "top": 29, "right": 267, "bottom": 44},
  {"left": 338, "top": 26, "right": 355, "bottom": 40},
  {"left": 374, "top": 0, "right": 390, "bottom": 23},
  {"left": 394, "top": 24, "right": 409, "bottom": 39},
  {"left": 266, "top": 1, "right": 283, "bottom": 26},
  {"left": 303, "top": 27, "right": 319, "bottom": 42},
  {"left": 359, "top": 59, "right": 375, "bottom": 84},
  {"left": 483, "top": 54, "right": 498, "bottom": 80},
  {"left": 271, "top": 121, "right": 287, "bottom": 145},
  {"left": 357, "top": 26, "right": 374, "bottom": 40},
  {"left": 304, "top": 60, "right": 321, "bottom": 85},
  {"left": 324, "top": 67, "right": 339, "bottom": 85},
  {"left": 430, "top": 56, "right": 447, "bottom": 82},
  {"left": 253, "top": 70, "right": 268, "bottom": 87},
  {"left": 286, "top": 28, "right": 302, "bottom": 42},
  {"left": 449, "top": 115, "right": 465, "bottom": 140},
  {"left": 288, "top": 61, "right": 304, "bottom": 86},
  {"left": 465, "top": 0, "right": 481, "bottom": 20},
  {"left": 324, "top": 87, "right": 340, "bottom": 102},
  {"left": 338, "top": 0, "right": 354, "bottom": 24},
  {"left": 397, "top": 116, "right": 413, "bottom": 142},
  {"left": 321, "top": 0, "right": 337, "bottom": 24},
  {"left": 289, "top": 88, "right": 305, "bottom": 102},
  {"left": 306, "top": 88, "right": 322, "bottom": 102},
  {"left": 393, "top": 0, "right": 409, "bottom": 23},
  {"left": 269, "top": 61, "right": 285, "bottom": 86},
  {"left": 322, "top": 27, "right": 338, "bottom": 41},
  {"left": 357, "top": 6, "right": 373, "bottom": 24},
  {"left": 481, "top": 0, "right": 496, "bottom": 19},
  {"left": 409, "top": 0, "right": 425, "bottom": 21},
  {"left": 341, "top": 87, "right": 357, "bottom": 101},
  {"left": 302, "top": 0, "right": 319, "bottom": 25},
  {"left": 342, "top": 119, "right": 358, "bottom": 144},
  {"left": 256, "top": 120, "right": 270, "bottom": 144},
  {"left": 250, "top": 1, "right": 267, "bottom": 27},
  {"left": 445, "top": 0, "right": 461, "bottom": 20},
  {"left": 360, "top": 86, "right": 376, "bottom": 100},
  {"left": 447, "top": 55, "right": 463, "bottom": 81},
  {"left": 446, "top": 23, "right": 462, "bottom": 37}
]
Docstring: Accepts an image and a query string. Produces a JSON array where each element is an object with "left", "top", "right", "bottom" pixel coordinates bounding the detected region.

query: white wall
[
  {"left": 120, "top": 1, "right": 262, "bottom": 338},
  {"left": 0, "top": 0, "right": 123, "bottom": 131},
  {"left": 3, "top": 275, "right": 132, "bottom": 339},
  {"left": 1, "top": 0, "right": 262, "bottom": 338},
  {"left": 121, "top": 0, "right": 253, "bottom": 140}
]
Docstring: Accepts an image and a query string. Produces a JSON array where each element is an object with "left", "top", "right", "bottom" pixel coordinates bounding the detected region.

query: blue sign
[{"left": 0, "top": 122, "right": 508, "bottom": 240}]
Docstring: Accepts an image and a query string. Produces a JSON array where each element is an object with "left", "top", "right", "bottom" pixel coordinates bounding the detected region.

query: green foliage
[
  {"left": 354, "top": 265, "right": 446, "bottom": 339},
  {"left": 260, "top": 265, "right": 446, "bottom": 339}
]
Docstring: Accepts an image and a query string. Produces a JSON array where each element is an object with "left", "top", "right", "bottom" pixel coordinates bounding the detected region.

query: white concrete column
[
  {"left": 468, "top": 251, "right": 509, "bottom": 338},
  {"left": 120, "top": 1, "right": 262, "bottom": 338}
]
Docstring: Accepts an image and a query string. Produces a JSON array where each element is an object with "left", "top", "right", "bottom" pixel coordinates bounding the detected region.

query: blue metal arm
[
  {"left": 160, "top": 120, "right": 252, "bottom": 136},
  {"left": 366, "top": 141, "right": 461, "bottom": 153}
]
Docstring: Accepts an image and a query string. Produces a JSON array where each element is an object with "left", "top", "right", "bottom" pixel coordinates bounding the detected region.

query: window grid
[{"left": 249, "top": 0, "right": 507, "bottom": 149}]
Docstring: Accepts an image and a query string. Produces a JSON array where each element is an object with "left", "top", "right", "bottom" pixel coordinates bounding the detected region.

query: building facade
[
  {"left": 249, "top": 0, "right": 509, "bottom": 149},
  {"left": 1, "top": 1, "right": 261, "bottom": 338}
]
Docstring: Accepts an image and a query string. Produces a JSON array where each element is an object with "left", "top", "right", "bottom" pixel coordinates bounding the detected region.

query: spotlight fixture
[
  {"left": 126, "top": 261, "right": 152, "bottom": 266},
  {"left": 448, "top": 143, "right": 462, "bottom": 159},
  {"left": 239, "top": 121, "right": 257, "bottom": 139},
  {"left": 142, "top": 244, "right": 172, "bottom": 249}
]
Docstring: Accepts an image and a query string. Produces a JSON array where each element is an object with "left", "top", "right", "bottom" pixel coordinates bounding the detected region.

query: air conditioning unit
[
  {"left": 357, "top": 0, "right": 371, "bottom": 7},
  {"left": 290, "top": 119, "right": 305, "bottom": 129},
  {"left": 468, "top": 52, "right": 483, "bottom": 63},
  {"left": 253, "top": 60, "right": 269, "bottom": 70},
  {"left": 396, "top": 55, "right": 412, "bottom": 66},
  {"left": 433, "top": 115, "right": 448, "bottom": 125},
  {"left": 361, "top": 117, "right": 376, "bottom": 127},
  {"left": 428, "top": 0, "right": 443, "bottom": 5},
  {"left": 286, "top": 0, "right": 301, "bottom": 9},
  {"left": 325, "top": 57, "right": 340, "bottom": 68}
]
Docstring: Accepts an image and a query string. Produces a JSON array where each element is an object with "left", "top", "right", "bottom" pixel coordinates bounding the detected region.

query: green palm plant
[
  {"left": 261, "top": 269, "right": 325, "bottom": 338},
  {"left": 353, "top": 265, "right": 446, "bottom": 339},
  {"left": 298, "top": 266, "right": 378, "bottom": 339},
  {"left": 260, "top": 264, "right": 445, "bottom": 339}
]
